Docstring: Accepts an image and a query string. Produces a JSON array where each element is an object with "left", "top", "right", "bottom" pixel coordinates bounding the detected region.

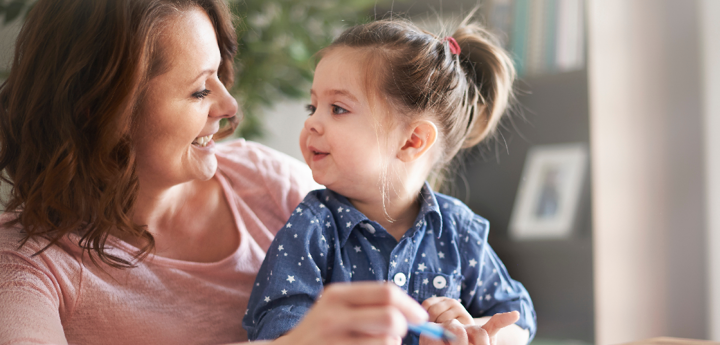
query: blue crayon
[{"left": 408, "top": 322, "right": 456, "bottom": 342}]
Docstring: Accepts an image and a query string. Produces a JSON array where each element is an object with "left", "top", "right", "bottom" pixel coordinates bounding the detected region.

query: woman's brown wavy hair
[{"left": 0, "top": 0, "right": 239, "bottom": 268}]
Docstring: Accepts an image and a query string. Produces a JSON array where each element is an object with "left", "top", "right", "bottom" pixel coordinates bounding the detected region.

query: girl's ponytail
[{"left": 453, "top": 23, "right": 516, "bottom": 148}]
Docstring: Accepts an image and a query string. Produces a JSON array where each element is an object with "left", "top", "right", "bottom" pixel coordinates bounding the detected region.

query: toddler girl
[{"left": 243, "top": 17, "right": 536, "bottom": 345}]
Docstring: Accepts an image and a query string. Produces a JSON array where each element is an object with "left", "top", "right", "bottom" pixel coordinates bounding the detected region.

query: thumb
[{"left": 481, "top": 311, "right": 520, "bottom": 337}]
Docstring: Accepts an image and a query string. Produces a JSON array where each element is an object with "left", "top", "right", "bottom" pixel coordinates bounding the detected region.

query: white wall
[
  {"left": 701, "top": 0, "right": 720, "bottom": 341},
  {"left": 589, "top": 0, "right": 707, "bottom": 344},
  {"left": 254, "top": 100, "right": 307, "bottom": 162}
]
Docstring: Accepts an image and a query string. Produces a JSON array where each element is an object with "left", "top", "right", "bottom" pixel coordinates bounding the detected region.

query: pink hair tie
[{"left": 444, "top": 37, "right": 461, "bottom": 55}]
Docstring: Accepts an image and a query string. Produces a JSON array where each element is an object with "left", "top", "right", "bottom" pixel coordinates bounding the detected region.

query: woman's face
[{"left": 133, "top": 8, "right": 237, "bottom": 189}]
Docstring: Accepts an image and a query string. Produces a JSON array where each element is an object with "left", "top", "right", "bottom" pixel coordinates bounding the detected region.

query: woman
[{"left": 0, "top": 0, "right": 431, "bottom": 344}]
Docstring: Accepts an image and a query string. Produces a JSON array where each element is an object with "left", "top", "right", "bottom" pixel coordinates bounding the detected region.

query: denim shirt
[{"left": 243, "top": 184, "right": 536, "bottom": 344}]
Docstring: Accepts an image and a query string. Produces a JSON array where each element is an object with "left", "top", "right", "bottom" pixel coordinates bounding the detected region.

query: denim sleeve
[
  {"left": 242, "top": 205, "right": 331, "bottom": 340},
  {"left": 459, "top": 215, "right": 537, "bottom": 343}
]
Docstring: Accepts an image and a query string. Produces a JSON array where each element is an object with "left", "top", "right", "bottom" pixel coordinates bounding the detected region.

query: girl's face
[
  {"left": 300, "top": 48, "right": 405, "bottom": 202},
  {"left": 132, "top": 9, "right": 237, "bottom": 189}
]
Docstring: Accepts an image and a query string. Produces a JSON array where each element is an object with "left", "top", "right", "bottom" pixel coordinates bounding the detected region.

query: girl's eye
[
  {"left": 306, "top": 104, "right": 316, "bottom": 115},
  {"left": 332, "top": 105, "right": 348, "bottom": 115},
  {"left": 192, "top": 89, "right": 211, "bottom": 99}
]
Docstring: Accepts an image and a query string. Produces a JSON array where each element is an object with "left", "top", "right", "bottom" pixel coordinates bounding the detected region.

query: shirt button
[
  {"left": 433, "top": 275, "right": 447, "bottom": 289},
  {"left": 393, "top": 273, "right": 407, "bottom": 287}
]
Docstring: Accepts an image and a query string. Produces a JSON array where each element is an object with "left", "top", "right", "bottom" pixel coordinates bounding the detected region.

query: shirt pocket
[{"left": 411, "top": 271, "right": 464, "bottom": 303}]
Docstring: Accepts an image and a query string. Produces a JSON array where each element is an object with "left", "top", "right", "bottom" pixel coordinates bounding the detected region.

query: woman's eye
[
  {"left": 332, "top": 105, "right": 348, "bottom": 115},
  {"left": 192, "top": 89, "right": 211, "bottom": 99},
  {"left": 306, "top": 104, "right": 316, "bottom": 115}
]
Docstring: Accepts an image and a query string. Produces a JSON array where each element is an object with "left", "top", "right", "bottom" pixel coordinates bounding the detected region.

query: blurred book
[{"left": 487, "top": 0, "right": 585, "bottom": 76}]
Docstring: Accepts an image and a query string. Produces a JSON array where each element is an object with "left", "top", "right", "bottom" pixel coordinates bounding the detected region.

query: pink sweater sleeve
[{"left": 0, "top": 250, "right": 69, "bottom": 345}]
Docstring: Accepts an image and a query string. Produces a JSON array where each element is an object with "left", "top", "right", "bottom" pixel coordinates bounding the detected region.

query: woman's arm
[
  {"left": 234, "top": 283, "right": 430, "bottom": 345},
  {"left": 0, "top": 252, "right": 69, "bottom": 345}
]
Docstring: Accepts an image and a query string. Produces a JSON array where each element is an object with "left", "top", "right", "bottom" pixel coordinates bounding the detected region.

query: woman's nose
[{"left": 210, "top": 83, "right": 238, "bottom": 119}]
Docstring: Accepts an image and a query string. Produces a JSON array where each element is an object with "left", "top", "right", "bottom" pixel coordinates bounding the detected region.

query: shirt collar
[
  {"left": 415, "top": 182, "right": 444, "bottom": 238},
  {"left": 321, "top": 182, "right": 444, "bottom": 246},
  {"left": 318, "top": 189, "right": 371, "bottom": 247}
]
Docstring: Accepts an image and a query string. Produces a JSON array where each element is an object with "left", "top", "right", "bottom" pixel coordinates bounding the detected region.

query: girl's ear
[{"left": 398, "top": 120, "right": 438, "bottom": 162}]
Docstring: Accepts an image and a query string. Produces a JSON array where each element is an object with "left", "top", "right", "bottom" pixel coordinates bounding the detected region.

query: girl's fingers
[
  {"left": 433, "top": 308, "right": 474, "bottom": 325},
  {"left": 480, "top": 311, "right": 520, "bottom": 338},
  {"left": 464, "top": 325, "right": 491, "bottom": 345},
  {"left": 423, "top": 298, "right": 473, "bottom": 325},
  {"left": 421, "top": 296, "right": 445, "bottom": 309},
  {"left": 419, "top": 319, "right": 468, "bottom": 345}
]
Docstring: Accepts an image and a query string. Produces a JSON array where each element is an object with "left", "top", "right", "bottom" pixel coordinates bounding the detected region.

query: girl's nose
[{"left": 304, "top": 113, "right": 323, "bottom": 135}]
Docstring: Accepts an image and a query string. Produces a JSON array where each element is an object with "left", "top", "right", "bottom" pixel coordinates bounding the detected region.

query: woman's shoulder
[
  {"left": 215, "top": 138, "right": 305, "bottom": 172},
  {"left": 215, "top": 138, "right": 319, "bottom": 196},
  {"left": 0, "top": 213, "right": 82, "bottom": 264},
  {"left": 0, "top": 214, "right": 45, "bottom": 255}
]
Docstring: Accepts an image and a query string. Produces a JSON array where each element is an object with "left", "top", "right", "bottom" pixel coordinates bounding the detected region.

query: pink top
[{"left": 0, "top": 139, "right": 318, "bottom": 345}]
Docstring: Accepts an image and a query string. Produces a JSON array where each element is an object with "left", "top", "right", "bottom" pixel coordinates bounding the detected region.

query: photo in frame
[{"left": 509, "top": 143, "right": 588, "bottom": 240}]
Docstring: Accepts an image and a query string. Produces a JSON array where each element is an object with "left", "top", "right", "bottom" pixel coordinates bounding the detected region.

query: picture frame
[{"left": 509, "top": 143, "right": 588, "bottom": 240}]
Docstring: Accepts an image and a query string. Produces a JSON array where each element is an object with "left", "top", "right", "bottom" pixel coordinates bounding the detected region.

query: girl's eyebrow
[{"left": 310, "top": 89, "right": 359, "bottom": 103}]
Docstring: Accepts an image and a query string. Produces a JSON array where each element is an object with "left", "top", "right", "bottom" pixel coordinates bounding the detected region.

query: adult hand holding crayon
[{"left": 278, "top": 282, "right": 428, "bottom": 345}]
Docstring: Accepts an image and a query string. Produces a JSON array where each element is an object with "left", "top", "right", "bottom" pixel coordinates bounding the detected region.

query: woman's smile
[{"left": 192, "top": 133, "right": 215, "bottom": 147}]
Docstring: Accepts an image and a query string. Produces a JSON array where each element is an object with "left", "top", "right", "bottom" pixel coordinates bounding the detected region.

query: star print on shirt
[
  {"left": 264, "top": 296, "right": 271, "bottom": 303},
  {"left": 278, "top": 245, "right": 284, "bottom": 251},
  {"left": 296, "top": 207, "right": 302, "bottom": 213},
  {"left": 242, "top": 186, "right": 536, "bottom": 343},
  {"left": 286, "top": 223, "right": 292, "bottom": 228}
]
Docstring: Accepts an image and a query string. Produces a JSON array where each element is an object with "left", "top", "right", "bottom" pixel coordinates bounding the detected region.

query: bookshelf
[{"left": 486, "top": 0, "right": 586, "bottom": 77}]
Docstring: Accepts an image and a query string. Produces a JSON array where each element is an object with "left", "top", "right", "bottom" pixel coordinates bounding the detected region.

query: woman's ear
[{"left": 397, "top": 120, "right": 438, "bottom": 162}]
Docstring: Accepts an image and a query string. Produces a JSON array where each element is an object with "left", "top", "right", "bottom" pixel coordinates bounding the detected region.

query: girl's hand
[
  {"left": 422, "top": 296, "right": 474, "bottom": 325},
  {"left": 418, "top": 311, "right": 520, "bottom": 345},
  {"left": 276, "top": 282, "right": 428, "bottom": 345}
]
